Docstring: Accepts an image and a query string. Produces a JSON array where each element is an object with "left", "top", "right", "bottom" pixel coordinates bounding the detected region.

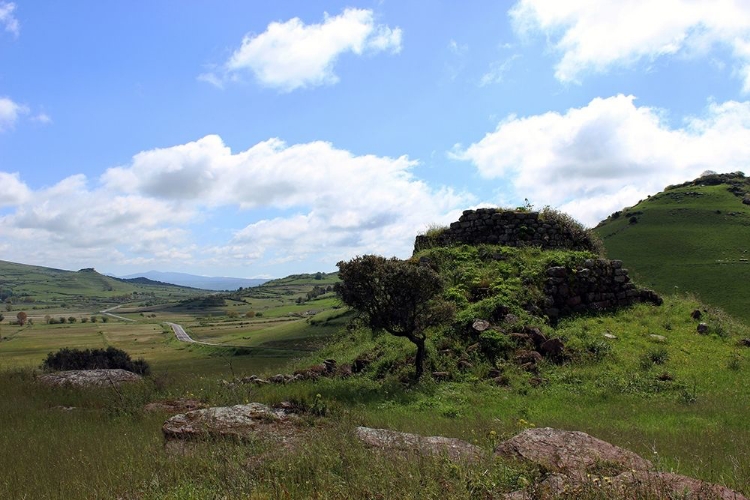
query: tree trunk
[{"left": 413, "top": 336, "right": 426, "bottom": 379}]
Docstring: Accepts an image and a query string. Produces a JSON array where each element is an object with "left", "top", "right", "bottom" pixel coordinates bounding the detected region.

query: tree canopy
[{"left": 336, "top": 255, "right": 452, "bottom": 378}]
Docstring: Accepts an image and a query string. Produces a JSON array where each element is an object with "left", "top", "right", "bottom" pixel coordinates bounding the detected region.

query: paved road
[
  {"left": 99, "top": 305, "right": 136, "bottom": 322},
  {"left": 166, "top": 322, "right": 196, "bottom": 343}
]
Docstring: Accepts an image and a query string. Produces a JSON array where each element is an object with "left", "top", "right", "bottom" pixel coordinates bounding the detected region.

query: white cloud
[
  {"left": 0, "top": 171, "right": 31, "bottom": 206},
  {"left": 32, "top": 112, "right": 52, "bottom": 124},
  {"left": 1, "top": 135, "right": 470, "bottom": 274},
  {"left": 0, "top": 96, "right": 28, "bottom": 132},
  {"left": 480, "top": 54, "right": 520, "bottom": 86},
  {"left": 103, "top": 134, "right": 471, "bottom": 262},
  {"left": 510, "top": 0, "right": 750, "bottom": 90},
  {"left": 453, "top": 94, "right": 750, "bottom": 225},
  {"left": 207, "top": 8, "right": 402, "bottom": 91},
  {"left": 0, "top": 2, "right": 19, "bottom": 38}
]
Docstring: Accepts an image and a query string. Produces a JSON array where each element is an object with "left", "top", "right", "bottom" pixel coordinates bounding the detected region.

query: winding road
[
  {"left": 99, "top": 305, "right": 136, "bottom": 322},
  {"left": 165, "top": 322, "right": 221, "bottom": 346}
]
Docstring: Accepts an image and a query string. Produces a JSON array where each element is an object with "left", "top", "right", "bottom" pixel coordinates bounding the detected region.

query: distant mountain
[
  {"left": 594, "top": 171, "right": 750, "bottom": 323},
  {"left": 120, "top": 271, "right": 269, "bottom": 291}
]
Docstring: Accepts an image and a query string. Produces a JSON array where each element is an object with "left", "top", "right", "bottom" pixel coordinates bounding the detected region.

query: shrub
[
  {"left": 478, "top": 329, "right": 515, "bottom": 362},
  {"left": 539, "top": 207, "right": 605, "bottom": 255},
  {"left": 640, "top": 347, "right": 669, "bottom": 369},
  {"left": 41, "top": 346, "right": 150, "bottom": 375}
]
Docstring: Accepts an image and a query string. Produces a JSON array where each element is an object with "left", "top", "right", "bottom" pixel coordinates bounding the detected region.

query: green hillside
[
  {"left": 594, "top": 173, "right": 750, "bottom": 323},
  {"left": 0, "top": 260, "right": 203, "bottom": 312}
]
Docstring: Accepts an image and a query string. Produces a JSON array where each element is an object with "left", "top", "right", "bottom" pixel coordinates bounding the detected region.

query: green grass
[
  {"left": 0, "top": 294, "right": 747, "bottom": 499},
  {"left": 1, "top": 229, "right": 749, "bottom": 498},
  {"left": 594, "top": 181, "right": 750, "bottom": 322}
]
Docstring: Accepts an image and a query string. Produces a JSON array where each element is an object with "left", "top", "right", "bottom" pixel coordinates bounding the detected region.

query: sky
[{"left": 2, "top": 1, "right": 750, "bottom": 279}]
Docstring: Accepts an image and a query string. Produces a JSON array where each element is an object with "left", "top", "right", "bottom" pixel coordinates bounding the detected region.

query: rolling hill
[
  {"left": 0, "top": 260, "right": 204, "bottom": 311},
  {"left": 594, "top": 172, "right": 750, "bottom": 322}
]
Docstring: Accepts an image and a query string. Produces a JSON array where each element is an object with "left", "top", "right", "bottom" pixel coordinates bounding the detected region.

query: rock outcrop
[
  {"left": 505, "top": 471, "right": 748, "bottom": 500},
  {"left": 162, "top": 403, "right": 299, "bottom": 441},
  {"left": 499, "top": 428, "right": 747, "bottom": 500},
  {"left": 355, "top": 426, "right": 484, "bottom": 463},
  {"left": 38, "top": 369, "right": 143, "bottom": 387},
  {"left": 495, "top": 427, "right": 652, "bottom": 475}
]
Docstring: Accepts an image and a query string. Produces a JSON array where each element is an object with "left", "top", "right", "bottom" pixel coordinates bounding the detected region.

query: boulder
[
  {"left": 472, "top": 319, "right": 491, "bottom": 332},
  {"left": 539, "top": 338, "right": 565, "bottom": 360},
  {"left": 514, "top": 350, "right": 543, "bottom": 366},
  {"left": 162, "top": 403, "right": 298, "bottom": 441},
  {"left": 38, "top": 369, "right": 142, "bottom": 388},
  {"left": 525, "top": 327, "right": 547, "bottom": 349},
  {"left": 697, "top": 322, "right": 709, "bottom": 334},
  {"left": 495, "top": 427, "right": 652, "bottom": 475},
  {"left": 505, "top": 471, "right": 748, "bottom": 500},
  {"left": 740, "top": 338, "right": 750, "bottom": 348},
  {"left": 355, "top": 426, "right": 484, "bottom": 463}
]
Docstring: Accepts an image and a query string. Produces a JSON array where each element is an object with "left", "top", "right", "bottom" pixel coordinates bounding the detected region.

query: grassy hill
[
  {"left": 0, "top": 259, "right": 204, "bottom": 313},
  {"left": 594, "top": 172, "right": 750, "bottom": 323}
]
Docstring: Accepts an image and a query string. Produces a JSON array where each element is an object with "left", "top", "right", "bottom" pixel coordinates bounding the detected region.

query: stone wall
[
  {"left": 414, "top": 208, "right": 596, "bottom": 253},
  {"left": 543, "top": 258, "right": 662, "bottom": 321}
]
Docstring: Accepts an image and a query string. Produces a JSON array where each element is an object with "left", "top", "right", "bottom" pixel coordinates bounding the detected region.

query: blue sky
[{"left": 2, "top": 1, "right": 750, "bottom": 278}]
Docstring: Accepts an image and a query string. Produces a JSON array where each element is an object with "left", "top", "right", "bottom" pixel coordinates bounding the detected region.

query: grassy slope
[
  {"left": 0, "top": 259, "right": 203, "bottom": 312},
  {"left": 594, "top": 183, "right": 750, "bottom": 322}
]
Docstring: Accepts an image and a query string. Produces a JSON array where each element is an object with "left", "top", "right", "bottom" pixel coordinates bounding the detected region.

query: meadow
[{"left": 0, "top": 287, "right": 748, "bottom": 498}]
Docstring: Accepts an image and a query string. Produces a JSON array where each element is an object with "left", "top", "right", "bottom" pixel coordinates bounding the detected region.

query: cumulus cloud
[
  {"left": 0, "top": 172, "right": 196, "bottom": 270},
  {"left": 453, "top": 94, "right": 750, "bottom": 225},
  {"left": 0, "top": 2, "right": 19, "bottom": 38},
  {"left": 104, "top": 134, "right": 471, "bottom": 262},
  {"left": 0, "top": 171, "right": 31, "bottom": 206},
  {"left": 201, "top": 8, "right": 402, "bottom": 91},
  {"left": 0, "top": 96, "right": 28, "bottom": 132},
  {"left": 1, "top": 135, "right": 470, "bottom": 274},
  {"left": 510, "top": 0, "right": 750, "bottom": 89}
]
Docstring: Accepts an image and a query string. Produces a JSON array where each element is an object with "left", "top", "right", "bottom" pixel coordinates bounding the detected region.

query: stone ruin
[
  {"left": 414, "top": 208, "right": 662, "bottom": 322},
  {"left": 414, "top": 208, "right": 599, "bottom": 252}
]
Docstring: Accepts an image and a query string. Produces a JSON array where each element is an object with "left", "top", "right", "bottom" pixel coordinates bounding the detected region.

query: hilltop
[{"left": 594, "top": 171, "right": 750, "bottom": 322}]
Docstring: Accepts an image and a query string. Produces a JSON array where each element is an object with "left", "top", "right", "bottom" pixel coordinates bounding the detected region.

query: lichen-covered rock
[
  {"left": 162, "top": 403, "right": 298, "bottom": 441},
  {"left": 355, "top": 426, "right": 484, "bottom": 463},
  {"left": 495, "top": 427, "right": 652, "bottom": 474},
  {"left": 38, "top": 369, "right": 142, "bottom": 387},
  {"left": 504, "top": 471, "right": 748, "bottom": 500}
]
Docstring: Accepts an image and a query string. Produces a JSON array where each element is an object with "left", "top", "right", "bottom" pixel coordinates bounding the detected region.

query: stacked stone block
[
  {"left": 543, "top": 259, "right": 662, "bottom": 320},
  {"left": 414, "top": 208, "right": 593, "bottom": 252}
]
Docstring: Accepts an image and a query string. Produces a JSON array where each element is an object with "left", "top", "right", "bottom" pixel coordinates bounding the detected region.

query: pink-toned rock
[
  {"left": 504, "top": 471, "right": 748, "bottom": 500},
  {"left": 495, "top": 427, "right": 651, "bottom": 474},
  {"left": 38, "top": 369, "right": 142, "bottom": 387},
  {"left": 355, "top": 426, "right": 484, "bottom": 463}
]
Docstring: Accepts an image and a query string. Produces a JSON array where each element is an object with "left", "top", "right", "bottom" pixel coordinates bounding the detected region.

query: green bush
[
  {"left": 478, "top": 329, "right": 515, "bottom": 362},
  {"left": 41, "top": 346, "right": 150, "bottom": 375}
]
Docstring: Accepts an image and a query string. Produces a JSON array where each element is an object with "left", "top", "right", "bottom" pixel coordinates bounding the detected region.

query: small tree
[
  {"left": 0, "top": 313, "right": 4, "bottom": 323},
  {"left": 16, "top": 311, "right": 27, "bottom": 326},
  {"left": 336, "top": 255, "right": 453, "bottom": 379}
]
